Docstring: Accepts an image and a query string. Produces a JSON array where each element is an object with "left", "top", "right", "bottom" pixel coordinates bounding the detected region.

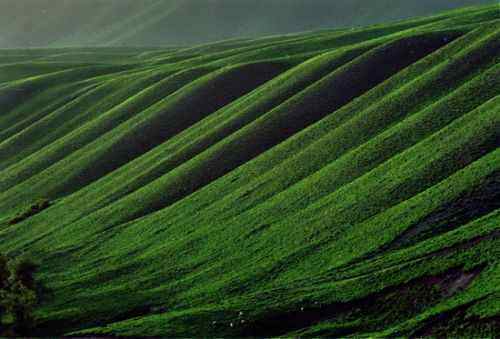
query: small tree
[
  {"left": 0, "top": 254, "right": 9, "bottom": 289},
  {"left": 0, "top": 254, "right": 11, "bottom": 333},
  {"left": 13, "top": 259, "right": 38, "bottom": 290},
  {"left": 0, "top": 254, "right": 40, "bottom": 336}
]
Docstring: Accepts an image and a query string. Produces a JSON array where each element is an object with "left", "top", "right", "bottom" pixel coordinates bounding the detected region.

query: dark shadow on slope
[
  {"left": 34, "top": 306, "right": 150, "bottom": 337},
  {"left": 385, "top": 171, "right": 500, "bottom": 251},
  {"left": 239, "top": 265, "right": 485, "bottom": 337},
  {"left": 411, "top": 298, "right": 500, "bottom": 338},
  {"left": 123, "top": 32, "right": 457, "bottom": 223},
  {"left": 0, "top": 82, "right": 97, "bottom": 150},
  {"left": 0, "top": 65, "right": 132, "bottom": 115},
  {"left": 78, "top": 45, "right": 371, "bottom": 213},
  {"left": 54, "top": 61, "right": 290, "bottom": 197},
  {"left": 8, "top": 198, "right": 52, "bottom": 225},
  {"left": 33, "top": 256, "right": 213, "bottom": 336}
]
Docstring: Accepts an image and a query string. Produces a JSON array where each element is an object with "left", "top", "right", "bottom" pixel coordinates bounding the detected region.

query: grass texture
[{"left": 0, "top": 4, "right": 499, "bottom": 336}]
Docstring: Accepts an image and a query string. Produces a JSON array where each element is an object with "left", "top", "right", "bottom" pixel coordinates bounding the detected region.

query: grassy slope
[{"left": 0, "top": 4, "right": 499, "bottom": 337}]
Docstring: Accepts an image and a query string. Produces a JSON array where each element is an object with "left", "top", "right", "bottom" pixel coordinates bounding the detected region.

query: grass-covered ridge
[{"left": 0, "top": 4, "right": 499, "bottom": 337}]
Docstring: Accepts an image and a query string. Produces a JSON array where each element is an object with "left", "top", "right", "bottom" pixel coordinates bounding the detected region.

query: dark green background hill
[{"left": 0, "top": 0, "right": 495, "bottom": 47}]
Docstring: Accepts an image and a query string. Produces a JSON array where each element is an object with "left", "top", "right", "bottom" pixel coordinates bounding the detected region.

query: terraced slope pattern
[{"left": 0, "top": 4, "right": 499, "bottom": 337}]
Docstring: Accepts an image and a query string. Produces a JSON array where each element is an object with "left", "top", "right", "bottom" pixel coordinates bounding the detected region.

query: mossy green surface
[{"left": 0, "top": 4, "right": 499, "bottom": 337}]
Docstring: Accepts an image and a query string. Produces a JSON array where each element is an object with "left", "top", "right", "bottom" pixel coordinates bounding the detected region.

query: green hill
[
  {"left": 0, "top": 4, "right": 499, "bottom": 337},
  {"left": 0, "top": 0, "right": 495, "bottom": 48}
]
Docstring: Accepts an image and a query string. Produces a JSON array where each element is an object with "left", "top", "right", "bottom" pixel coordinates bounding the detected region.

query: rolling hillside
[
  {"left": 0, "top": 4, "right": 499, "bottom": 336},
  {"left": 0, "top": 0, "right": 495, "bottom": 48}
]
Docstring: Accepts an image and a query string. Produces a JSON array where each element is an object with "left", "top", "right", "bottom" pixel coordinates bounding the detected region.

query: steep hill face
[
  {"left": 0, "top": 4, "right": 499, "bottom": 337},
  {"left": 0, "top": 0, "right": 495, "bottom": 47}
]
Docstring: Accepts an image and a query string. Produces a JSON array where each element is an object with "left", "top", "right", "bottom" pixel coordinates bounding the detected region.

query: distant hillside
[{"left": 0, "top": 0, "right": 496, "bottom": 47}]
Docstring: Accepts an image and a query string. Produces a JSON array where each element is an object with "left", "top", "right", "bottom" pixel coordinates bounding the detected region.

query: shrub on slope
[
  {"left": 8, "top": 199, "right": 51, "bottom": 225},
  {"left": 0, "top": 255, "right": 40, "bottom": 336}
]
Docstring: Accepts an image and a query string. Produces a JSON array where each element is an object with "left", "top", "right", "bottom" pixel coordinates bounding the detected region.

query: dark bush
[
  {"left": 13, "top": 259, "right": 39, "bottom": 291},
  {"left": 8, "top": 198, "right": 51, "bottom": 225},
  {"left": 0, "top": 254, "right": 8, "bottom": 289},
  {"left": 0, "top": 255, "right": 40, "bottom": 336}
]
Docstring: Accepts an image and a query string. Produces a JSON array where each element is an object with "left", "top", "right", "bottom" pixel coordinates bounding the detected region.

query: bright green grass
[{"left": 0, "top": 5, "right": 498, "bottom": 337}]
